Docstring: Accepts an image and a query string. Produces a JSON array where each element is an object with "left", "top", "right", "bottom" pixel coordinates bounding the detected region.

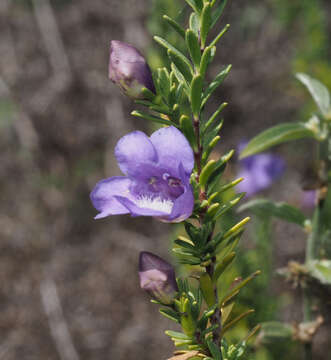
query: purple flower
[
  {"left": 90, "top": 126, "right": 194, "bottom": 222},
  {"left": 139, "top": 251, "right": 178, "bottom": 304},
  {"left": 109, "top": 40, "right": 155, "bottom": 98},
  {"left": 302, "top": 190, "right": 316, "bottom": 208},
  {"left": 237, "top": 144, "right": 285, "bottom": 197}
]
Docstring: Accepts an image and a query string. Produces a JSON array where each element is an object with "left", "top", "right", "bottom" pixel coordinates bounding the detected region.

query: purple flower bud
[
  {"left": 139, "top": 251, "right": 178, "bottom": 304},
  {"left": 109, "top": 40, "right": 155, "bottom": 98}
]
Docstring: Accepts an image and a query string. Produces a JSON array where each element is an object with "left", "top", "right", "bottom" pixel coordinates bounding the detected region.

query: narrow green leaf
[
  {"left": 202, "top": 102, "right": 228, "bottom": 133},
  {"left": 199, "top": 273, "right": 216, "bottom": 307},
  {"left": 163, "top": 15, "right": 185, "bottom": 38},
  {"left": 205, "top": 202, "right": 221, "bottom": 221},
  {"left": 201, "top": 65, "right": 232, "bottom": 108},
  {"left": 221, "top": 302, "right": 235, "bottom": 325},
  {"left": 221, "top": 310, "right": 255, "bottom": 336},
  {"left": 240, "top": 122, "right": 316, "bottom": 158},
  {"left": 213, "top": 252, "right": 236, "bottom": 281},
  {"left": 238, "top": 198, "right": 307, "bottom": 227},
  {"left": 191, "top": 74, "right": 203, "bottom": 118},
  {"left": 154, "top": 36, "right": 192, "bottom": 70},
  {"left": 159, "top": 308, "right": 180, "bottom": 322},
  {"left": 211, "top": 0, "right": 228, "bottom": 27},
  {"left": 200, "top": 3, "right": 212, "bottom": 49},
  {"left": 199, "top": 159, "right": 217, "bottom": 188},
  {"left": 296, "top": 73, "right": 331, "bottom": 116},
  {"left": 174, "top": 239, "right": 196, "bottom": 251},
  {"left": 217, "top": 177, "right": 244, "bottom": 194},
  {"left": 186, "top": 29, "right": 201, "bottom": 69},
  {"left": 206, "top": 149, "right": 234, "bottom": 188},
  {"left": 168, "top": 49, "right": 193, "bottom": 83},
  {"left": 171, "top": 63, "right": 190, "bottom": 96},
  {"left": 202, "top": 135, "right": 221, "bottom": 163},
  {"left": 220, "top": 271, "right": 261, "bottom": 305},
  {"left": 131, "top": 110, "right": 175, "bottom": 126},
  {"left": 223, "top": 217, "right": 250, "bottom": 238},
  {"left": 156, "top": 67, "right": 170, "bottom": 102},
  {"left": 189, "top": 12, "right": 200, "bottom": 35},
  {"left": 165, "top": 330, "right": 191, "bottom": 340},
  {"left": 200, "top": 46, "right": 213, "bottom": 78},
  {"left": 207, "top": 338, "right": 221, "bottom": 360},
  {"left": 209, "top": 23, "right": 230, "bottom": 48},
  {"left": 185, "top": 0, "right": 203, "bottom": 14},
  {"left": 180, "top": 115, "right": 196, "bottom": 148}
]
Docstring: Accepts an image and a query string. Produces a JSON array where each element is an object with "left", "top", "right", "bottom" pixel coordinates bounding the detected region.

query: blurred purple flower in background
[
  {"left": 139, "top": 251, "right": 178, "bottom": 304},
  {"left": 237, "top": 143, "right": 285, "bottom": 196},
  {"left": 302, "top": 190, "right": 316, "bottom": 208},
  {"left": 109, "top": 40, "right": 155, "bottom": 98},
  {"left": 91, "top": 126, "right": 194, "bottom": 222}
]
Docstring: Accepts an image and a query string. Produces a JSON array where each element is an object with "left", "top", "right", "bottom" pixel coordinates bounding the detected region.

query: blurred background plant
[{"left": 0, "top": 0, "right": 330, "bottom": 359}]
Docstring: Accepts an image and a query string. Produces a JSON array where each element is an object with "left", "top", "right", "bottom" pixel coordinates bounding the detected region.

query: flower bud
[
  {"left": 109, "top": 40, "right": 155, "bottom": 98},
  {"left": 139, "top": 251, "right": 178, "bottom": 304}
]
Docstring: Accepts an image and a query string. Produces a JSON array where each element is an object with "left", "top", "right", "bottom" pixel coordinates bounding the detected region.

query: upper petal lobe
[
  {"left": 115, "top": 130, "right": 157, "bottom": 175},
  {"left": 150, "top": 126, "right": 194, "bottom": 175}
]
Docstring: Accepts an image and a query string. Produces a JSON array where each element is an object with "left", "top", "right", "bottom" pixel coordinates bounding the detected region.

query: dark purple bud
[
  {"left": 139, "top": 251, "right": 178, "bottom": 304},
  {"left": 109, "top": 40, "right": 155, "bottom": 98}
]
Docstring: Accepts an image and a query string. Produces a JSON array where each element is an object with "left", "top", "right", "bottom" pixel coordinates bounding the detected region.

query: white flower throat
[{"left": 135, "top": 195, "right": 174, "bottom": 214}]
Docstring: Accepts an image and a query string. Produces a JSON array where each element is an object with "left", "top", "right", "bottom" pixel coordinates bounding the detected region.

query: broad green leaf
[
  {"left": 163, "top": 15, "right": 185, "bottom": 38},
  {"left": 240, "top": 122, "right": 316, "bottom": 158},
  {"left": 186, "top": 29, "right": 201, "bottom": 69},
  {"left": 296, "top": 73, "right": 331, "bottom": 116},
  {"left": 238, "top": 198, "right": 307, "bottom": 227}
]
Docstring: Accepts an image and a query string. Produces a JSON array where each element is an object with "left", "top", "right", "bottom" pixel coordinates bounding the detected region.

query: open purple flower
[
  {"left": 237, "top": 143, "right": 285, "bottom": 197},
  {"left": 109, "top": 40, "right": 155, "bottom": 98},
  {"left": 90, "top": 126, "right": 194, "bottom": 222},
  {"left": 139, "top": 251, "right": 178, "bottom": 304}
]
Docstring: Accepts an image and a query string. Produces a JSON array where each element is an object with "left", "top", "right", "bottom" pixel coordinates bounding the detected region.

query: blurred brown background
[{"left": 0, "top": 0, "right": 330, "bottom": 359}]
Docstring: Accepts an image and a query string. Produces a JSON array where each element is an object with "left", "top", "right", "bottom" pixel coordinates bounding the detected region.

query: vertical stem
[
  {"left": 302, "top": 138, "right": 328, "bottom": 360},
  {"left": 194, "top": 117, "right": 202, "bottom": 179},
  {"left": 206, "top": 257, "right": 222, "bottom": 348},
  {"left": 194, "top": 113, "right": 222, "bottom": 355}
]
